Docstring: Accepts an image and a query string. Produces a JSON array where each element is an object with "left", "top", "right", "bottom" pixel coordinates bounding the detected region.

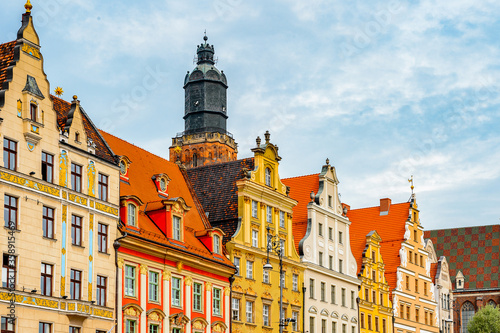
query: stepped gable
[
  {"left": 425, "top": 225, "right": 500, "bottom": 289},
  {"left": 187, "top": 158, "right": 254, "bottom": 244},
  {"left": 51, "top": 95, "right": 115, "bottom": 164},
  {"left": 347, "top": 202, "right": 411, "bottom": 296},
  {"left": 282, "top": 174, "right": 319, "bottom": 251},
  {"left": 100, "top": 131, "right": 232, "bottom": 265},
  {"left": 0, "top": 41, "right": 16, "bottom": 88}
]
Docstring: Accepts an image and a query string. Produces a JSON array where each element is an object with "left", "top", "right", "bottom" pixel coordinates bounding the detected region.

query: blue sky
[{"left": 1, "top": 0, "right": 499, "bottom": 230}]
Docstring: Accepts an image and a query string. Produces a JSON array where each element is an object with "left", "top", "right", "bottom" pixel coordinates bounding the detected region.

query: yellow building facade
[
  {"left": 0, "top": 4, "right": 120, "bottom": 332},
  {"left": 357, "top": 231, "right": 394, "bottom": 333}
]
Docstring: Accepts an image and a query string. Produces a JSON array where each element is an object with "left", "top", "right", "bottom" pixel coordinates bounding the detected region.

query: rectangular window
[
  {"left": 124, "top": 265, "right": 136, "bottom": 297},
  {"left": 280, "top": 239, "right": 286, "bottom": 255},
  {"left": 382, "top": 319, "right": 386, "bottom": 333},
  {"left": 41, "top": 152, "right": 54, "bottom": 183},
  {"left": 420, "top": 255, "right": 424, "bottom": 267},
  {"left": 128, "top": 204, "right": 136, "bottom": 227},
  {"left": 361, "top": 313, "right": 365, "bottom": 329},
  {"left": 1, "top": 317, "right": 15, "bottom": 333},
  {"left": 409, "top": 251, "right": 413, "bottom": 263},
  {"left": 40, "top": 263, "right": 53, "bottom": 296},
  {"left": 193, "top": 282, "right": 202, "bottom": 312},
  {"left": 407, "top": 306, "right": 410, "bottom": 320},
  {"left": 98, "top": 223, "right": 108, "bottom": 253},
  {"left": 309, "top": 279, "right": 315, "bottom": 299},
  {"left": 368, "top": 315, "right": 372, "bottom": 330},
  {"left": 2, "top": 254, "right": 16, "bottom": 289},
  {"left": 406, "top": 275, "right": 410, "bottom": 290},
  {"left": 319, "top": 252, "right": 323, "bottom": 266},
  {"left": 213, "top": 287, "right": 221, "bottom": 315},
  {"left": 3, "top": 139, "right": 16, "bottom": 171},
  {"left": 338, "top": 231, "right": 343, "bottom": 244},
  {"left": 332, "top": 321, "right": 337, "bottom": 333},
  {"left": 70, "top": 269, "right": 82, "bottom": 300},
  {"left": 251, "top": 229, "right": 258, "bottom": 247},
  {"left": 341, "top": 288, "right": 346, "bottom": 307},
  {"left": 339, "top": 259, "right": 343, "bottom": 274},
  {"left": 234, "top": 257, "right": 240, "bottom": 276},
  {"left": 329, "top": 255, "right": 333, "bottom": 270},
  {"left": 310, "top": 317, "right": 315, "bottom": 333},
  {"left": 372, "top": 270, "right": 376, "bottom": 281},
  {"left": 331, "top": 285, "right": 336, "bottom": 304},
  {"left": 42, "top": 206, "right": 55, "bottom": 239},
  {"left": 416, "top": 308, "right": 420, "bottom": 322},
  {"left": 351, "top": 291, "right": 355, "bottom": 308},
  {"left": 173, "top": 216, "right": 181, "bottom": 241},
  {"left": 321, "top": 282, "right": 326, "bottom": 301},
  {"left": 125, "top": 320, "right": 136, "bottom": 333},
  {"left": 424, "top": 282, "right": 428, "bottom": 295},
  {"left": 148, "top": 324, "right": 159, "bottom": 333},
  {"left": 266, "top": 206, "right": 272, "bottom": 223},
  {"left": 263, "top": 269, "right": 270, "bottom": 284},
  {"left": 319, "top": 223, "right": 323, "bottom": 236},
  {"left": 372, "top": 290, "right": 376, "bottom": 304},
  {"left": 4, "top": 195, "right": 17, "bottom": 229},
  {"left": 171, "top": 277, "right": 181, "bottom": 307},
  {"left": 69, "top": 327, "right": 80, "bottom": 333},
  {"left": 148, "top": 271, "right": 159, "bottom": 302},
  {"left": 231, "top": 298, "right": 240, "bottom": 321},
  {"left": 328, "top": 195, "right": 332, "bottom": 207},
  {"left": 251, "top": 200, "right": 258, "bottom": 218},
  {"left": 98, "top": 173, "right": 108, "bottom": 201},
  {"left": 292, "top": 274, "right": 298, "bottom": 291},
  {"left": 39, "top": 322, "right": 52, "bottom": 333},
  {"left": 375, "top": 317, "right": 379, "bottom": 332},
  {"left": 400, "top": 304, "right": 404, "bottom": 319},
  {"left": 292, "top": 311, "right": 299, "bottom": 331},
  {"left": 71, "top": 215, "right": 82, "bottom": 246},
  {"left": 30, "top": 103, "right": 37, "bottom": 121},
  {"left": 96, "top": 275, "right": 107, "bottom": 306},
  {"left": 263, "top": 304, "right": 270, "bottom": 326},
  {"left": 246, "top": 261, "right": 253, "bottom": 279},
  {"left": 365, "top": 288, "right": 369, "bottom": 301},
  {"left": 71, "top": 163, "right": 82, "bottom": 192},
  {"left": 415, "top": 279, "right": 419, "bottom": 293},
  {"left": 380, "top": 292, "right": 384, "bottom": 306},
  {"left": 245, "top": 301, "right": 254, "bottom": 323},
  {"left": 329, "top": 227, "right": 333, "bottom": 240},
  {"left": 424, "top": 311, "right": 428, "bottom": 325},
  {"left": 322, "top": 319, "right": 327, "bottom": 333},
  {"left": 279, "top": 211, "right": 285, "bottom": 228}
]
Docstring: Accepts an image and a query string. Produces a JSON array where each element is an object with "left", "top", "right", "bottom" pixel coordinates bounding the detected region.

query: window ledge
[
  {"left": 245, "top": 323, "right": 257, "bottom": 327},
  {"left": 43, "top": 236, "right": 57, "bottom": 241},
  {"left": 4, "top": 227, "right": 20, "bottom": 233},
  {"left": 71, "top": 244, "right": 86, "bottom": 249},
  {"left": 98, "top": 251, "right": 110, "bottom": 256}
]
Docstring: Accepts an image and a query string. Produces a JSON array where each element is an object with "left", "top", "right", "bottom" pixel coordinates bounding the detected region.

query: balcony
[{"left": 23, "top": 119, "right": 42, "bottom": 149}]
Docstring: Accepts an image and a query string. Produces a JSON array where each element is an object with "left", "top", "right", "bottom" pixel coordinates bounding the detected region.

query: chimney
[{"left": 380, "top": 198, "right": 391, "bottom": 216}]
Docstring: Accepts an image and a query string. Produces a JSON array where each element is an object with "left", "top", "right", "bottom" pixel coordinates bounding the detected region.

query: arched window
[
  {"left": 461, "top": 302, "right": 475, "bottom": 333},
  {"left": 265, "top": 168, "right": 272, "bottom": 186},
  {"left": 214, "top": 234, "right": 221, "bottom": 254},
  {"left": 30, "top": 103, "right": 37, "bottom": 121},
  {"left": 120, "top": 161, "right": 126, "bottom": 175},
  {"left": 128, "top": 204, "right": 137, "bottom": 227},
  {"left": 488, "top": 300, "right": 497, "bottom": 308},
  {"left": 193, "top": 153, "right": 198, "bottom": 167}
]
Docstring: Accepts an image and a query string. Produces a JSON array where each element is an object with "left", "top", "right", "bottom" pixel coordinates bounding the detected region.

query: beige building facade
[{"left": 0, "top": 5, "right": 119, "bottom": 332}]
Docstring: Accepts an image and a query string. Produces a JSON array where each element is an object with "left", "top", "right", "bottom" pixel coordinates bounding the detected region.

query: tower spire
[{"left": 25, "top": 0, "right": 33, "bottom": 13}]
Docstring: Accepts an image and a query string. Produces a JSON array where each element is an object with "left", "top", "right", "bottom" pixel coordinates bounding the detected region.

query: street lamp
[{"left": 264, "top": 225, "right": 294, "bottom": 333}]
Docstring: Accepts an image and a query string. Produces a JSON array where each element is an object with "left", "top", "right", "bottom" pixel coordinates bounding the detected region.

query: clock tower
[{"left": 169, "top": 35, "right": 238, "bottom": 168}]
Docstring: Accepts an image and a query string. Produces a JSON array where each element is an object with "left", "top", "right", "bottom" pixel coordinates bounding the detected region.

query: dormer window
[
  {"left": 173, "top": 216, "right": 181, "bottom": 241},
  {"left": 265, "top": 168, "right": 272, "bottom": 186},
  {"left": 120, "top": 161, "right": 126, "bottom": 175},
  {"left": 119, "top": 156, "right": 132, "bottom": 182},
  {"left": 128, "top": 204, "right": 137, "bottom": 227},
  {"left": 159, "top": 178, "right": 167, "bottom": 191},
  {"left": 30, "top": 103, "right": 37, "bottom": 121},
  {"left": 214, "top": 234, "right": 221, "bottom": 254}
]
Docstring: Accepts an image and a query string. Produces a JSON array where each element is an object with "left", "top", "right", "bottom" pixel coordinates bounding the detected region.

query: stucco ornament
[
  {"left": 404, "top": 223, "right": 410, "bottom": 240},
  {"left": 393, "top": 295, "right": 399, "bottom": 316},
  {"left": 399, "top": 247, "right": 408, "bottom": 268},
  {"left": 426, "top": 257, "right": 431, "bottom": 276},
  {"left": 396, "top": 270, "right": 403, "bottom": 291}
]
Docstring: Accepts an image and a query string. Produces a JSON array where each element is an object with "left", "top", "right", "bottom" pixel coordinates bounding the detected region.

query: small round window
[
  {"left": 159, "top": 178, "right": 167, "bottom": 191},
  {"left": 120, "top": 161, "right": 126, "bottom": 175}
]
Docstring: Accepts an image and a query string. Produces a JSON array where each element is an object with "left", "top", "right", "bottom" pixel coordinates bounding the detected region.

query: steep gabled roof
[
  {"left": 51, "top": 95, "right": 115, "bottom": 164},
  {"left": 186, "top": 158, "right": 254, "bottom": 244},
  {"left": 347, "top": 202, "right": 411, "bottom": 294},
  {"left": 282, "top": 174, "right": 319, "bottom": 251},
  {"left": 0, "top": 41, "right": 16, "bottom": 88},
  {"left": 425, "top": 225, "right": 500, "bottom": 290},
  {"left": 100, "top": 131, "right": 232, "bottom": 267}
]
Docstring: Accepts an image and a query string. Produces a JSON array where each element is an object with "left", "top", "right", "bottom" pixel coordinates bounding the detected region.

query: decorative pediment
[
  {"left": 169, "top": 312, "right": 190, "bottom": 326},
  {"left": 351, "top": 317, "right": 358, "bottom": 323},
  {"left": 320, "top": 309, "right": 329, "bottom": 316},
  {"left": 147, "top": 308, "right": 166, "bottom": 321},
  {"left": 341, "top": 314, "right": 349, "bottom": 321},
  {"left": 192, "top": 317, "right": 209, "bottom": 330},
  {"left": 308, "top": 306, "right": 318, "bottom": 314},
  {"left": 212, "top": 321, "right": 228, "bottom": 332},
  {"left": 331, "top": 311, "right": 339, "bottom": 319},
  {"left": 122, "top": 303, "right": 143, "bottom": 317}
]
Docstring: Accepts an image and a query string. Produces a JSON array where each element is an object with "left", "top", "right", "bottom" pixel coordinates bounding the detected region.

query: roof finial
[
  {"left": 264, "top": 130, "right": 270, "bottom": 144},
  {"left": 408, "top": 175, "right": 414, "bottom": 194},
  {"left": 326, "top": 158, "right": 330, "bottom": 165},
  {"left": 203, "top": 30, "right": 208, "bottom": 42},
  {"left": 25, "top": 0, "right": 33, "bottom": 13}
]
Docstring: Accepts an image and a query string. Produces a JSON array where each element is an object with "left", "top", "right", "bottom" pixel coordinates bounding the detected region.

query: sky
[{"left": 1, "top": 0, "right": 499, "bottom": 230}]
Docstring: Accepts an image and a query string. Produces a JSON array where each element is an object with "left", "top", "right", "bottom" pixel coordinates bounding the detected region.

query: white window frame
[
  {"left": 246, "top": 261, "right": 253, "bottom": 279},
  {"left": 173, "top": 216, "right": 181, "bottom": 241},
  {"left": 213, "top": 287, "right": 222, "bottom": 316},
  {"left": 265, "top": 168, "right": 271, "bottom": 186},
  {"left": 263, "top": 304, "right": 270, "bottom": 326},
  {"left": 251, "top": 200, "right": 258, "bottom": 218},
  {"left": 171, "top": 276, "right": 182, "bottom": 307},
  {"left": 263, "top": 269, "right": 270, "bottom": 284},
  {"left": 246, "top": 301, "right": 254, "bottom": 323},
  {"left": 266, "top": 206, "right": 272, "bottom": 223},
  {"left": 279, "top": 211, "right": 285, "bottom": 228},
  {"left": 232, "top": 297, "right": 240, "bottom": 321},
  {"left": 148, "top": 271, "right": 159, "bottom": 302},
  {"left": 124, "top": 265, "right": 136, "bottom": 297},
  {"left": 213, "top": 234, "right": 220, "bottom": 254},
  {"left": 292, "top": 274, "right": 298, "bottom": 291},
  {"left": 234, "top": 257, "right": 240, "bottom": 276},
  {"left": 193, "top": 282, "right": 203, "bottom": 312},
  {"left": 127, "top": 204, "right": 136, "bottom": 227},
  {"left": 251, "top": 229, "right": 258, "bottom": 247}
]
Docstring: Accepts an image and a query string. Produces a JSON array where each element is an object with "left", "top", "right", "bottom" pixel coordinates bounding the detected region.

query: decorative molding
[
  {"left": 140, "top": 264, "right": 148, "bottom": 275},
  {"left": 22, "top": 43, "right": 41, "bottom": 59},
  {"left": 185, "top": 276, "right": 193, "bottom": 286},
  {"left": 205, "top": 282, "right": 212, "bottom": 291},
  {"left": 162, "top": 271, "right": 171, "bottom": 281},
  {"left": 117, "top": 258, "right": 124, "bottom": 269},
  {"left": 0, "top": 171, "right": 60, "bottom": 196}
]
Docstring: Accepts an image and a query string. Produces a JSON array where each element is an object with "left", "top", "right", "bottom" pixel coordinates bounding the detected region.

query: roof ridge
[
  {"left": 282, "top": 173, "right": 319, "bottom": 181},
  {"left": 99, "top": 129, "right": 171, "bottom": 163},
  {"left": 188, "top": 157, "right": 254, "bottom": 170},
  {"left": 348, "top": 201, "right": 410, "bottom": 211},
  {"left": 0, "top": 40, "right": 16, "bottom": 47}
]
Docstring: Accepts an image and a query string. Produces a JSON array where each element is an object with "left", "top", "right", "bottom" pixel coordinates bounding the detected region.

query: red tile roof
[
  {"left": 425, "top": 225, "right": 500, "bottom": 290},
  {"left": 430, "top": 262, "right": 438, "bottom": 283},
  {"left": 0, "top": 41, "right": 16, "bottom": 89},
  {"left": 51, "top": 95, "right": 115, "bottom": 164},
  {"left": 186, "top": 158, "right": 255, "bottom": 244},
  {"left": 100, "top": 131, "right": 232, "bottom": 267},
  {"left": 347, "top": 202, "right": 411, "bottom": 295},
  {"left": 282, "top": 174, "right": 319, "bottom": 251}
]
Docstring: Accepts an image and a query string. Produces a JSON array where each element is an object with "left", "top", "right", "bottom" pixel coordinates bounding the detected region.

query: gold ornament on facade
[
  {"left": 205, "top": 282, "right": 212, "bottom": 291},
  {"left": 124, "top": 307, "right": 138, "bottom": 317},
  {"left": 117, "top": 258, "right": 124, "bottom": 269},
  {"left": 162, "top": 271, "right": 171, "bottom": 281},
  {"left": 224, "top": 287, "right": 230, "bottom": 296},
  {"left": 148, "top": 312, "right": 160, "bottom": 321},
  {"left": 24, "top": 0, "right": 33, "bottom": 12},
  {"left": 140, "top": 264, "right": 148, "bottom": 275},
  {"left": 185, "top": 276, "right": 193, "bottom": 286},
  {"left": 89, "top": 255, "right": 93, "bottom": 262},
  {"left": 176, "top": 261, "right": 183, "bottom": 272},
  {"left": 54, "top": 87, "right": 64, "bottom": 97},
  {"left": 60, "top": 277, "right": 66, "bottom": 296},
  {"left": 245, "top": 253, "right": 255, "bottom": 261},
  {"left": 89, "top": 214, "right": 94, "bottom": 231},
  {"left": 59, "top": 150, "right": 68, "bottom": 187},
  {"left": 88, "top": 282, "right": 92, "bottom": 301}
]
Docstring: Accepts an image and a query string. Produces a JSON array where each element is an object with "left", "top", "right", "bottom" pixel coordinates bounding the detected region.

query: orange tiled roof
[
  {"left": 51, "top": 95, "right": 115, "bottom": 164},
  {"left": 430, "top": 262, "right": 438, "bottom": 283},
  {"left": 0, "top": 41, "right": 16, "bottom": 88},
  {"left": 282, "top": 174, "right": 319, "bottom": 252},
  {"left": 100, "top": 131, "right": 233, "bottom": 267},
  {"left": 347, "top": 202, "right": 411, "bottom": 294}
]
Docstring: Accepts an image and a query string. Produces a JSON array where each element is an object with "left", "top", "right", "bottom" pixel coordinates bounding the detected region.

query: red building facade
[{"left": 102, "top": 131, "right": 235, "bottom": 333}]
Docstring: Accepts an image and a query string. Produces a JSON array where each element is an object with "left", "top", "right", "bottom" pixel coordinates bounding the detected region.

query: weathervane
[
  {"left": 408, "top": 175, "right": 414, "bottom": 194},
  {"left": 54, "top": 87, "right": 64, "bottom": 97}
]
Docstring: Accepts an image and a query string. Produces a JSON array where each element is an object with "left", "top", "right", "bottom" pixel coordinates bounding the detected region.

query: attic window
[
  {"left": 75, "top": 132, "right": 80, "bottom": 142},
  {"left": 120, "top": 161, "right": 126, "bottom": 175},
  {"left": 128, "top": 203, "right": 137, "bottom": 227},
  {"left": 265, "top": 168, "right": 272, "bottom": 186},
  {"left": 214, "top": 234, "right": 221, "bottom": 254},
  {"left": 173, "top": 216, "right": 182, "bottom": 241},
  {"left": 159, "top": 178, "right": 167, "bottom": 191},
  {"left": 30, "top": 103, "right": 37, "bottom": 121}
]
